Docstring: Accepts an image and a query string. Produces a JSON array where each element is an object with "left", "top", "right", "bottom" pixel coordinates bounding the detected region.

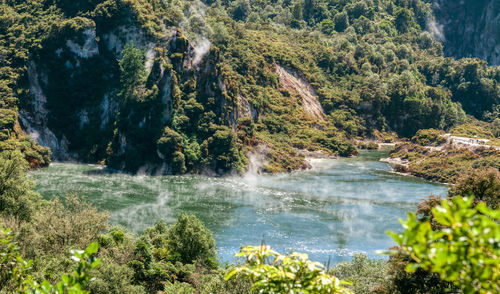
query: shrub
[
  {"left": 226, "top": 245, "right": 352, "bottom": 293},
  {"left": 333, "top": 12, "right": 349, "bottom": 32},
  {"left": 0, "top": 228, "right": 32, "bottom": 292},
  {"left": 157, "top": 127, "right": 183, "bottom": 157},
  {"left": 88, "top": 262, "right": 145, "bottom": 294},
  {"left": 164, "top": 281, "right": 194, "bottom": 294},
  {"left": 411, "top": 129, "right": 446, "bottom": 146},
  {"left": 172, "top": 151, "right": 187, "bottom": 174},
  {"left": 386, "top": 247, "right": 452, "bottom": 294},
  {"left": 448, "top": 168, "right": 500, "bottom": 209},
  {"left": 394, "top": 8, "right": 415, "bottom": 33},
  {"left": 119, "top": 42, "right": 147, "bottom": 92},
  {"left": 167, "top": 213, "right": 216, "bottom": 265},
  {"left": 0, "top": 229, "right": 101, "bottom": 294},
  {"left": 330, "top": 254, "right": 391, "bottom": 294},
  {"left": 19, "top": 195, "right": 108, "bottom": 259},
  {"left": 450, "top": 123, "right": 495, "bottom": 139},
  {"left": 0, "top": 151, "right": 40, "bottom": 221},
  {"left": 388, "top": 197, "right": 500, "bottom": 294}
]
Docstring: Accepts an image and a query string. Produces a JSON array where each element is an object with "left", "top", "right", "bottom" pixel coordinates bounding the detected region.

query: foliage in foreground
[
  {"left": 225, "top": 245, "right": 352, "bottom": 294},
  {"left": 388, "top": 196, "right": 500, "bottom": 294},
  {"left": 1, "top": 228, "right": 100, "bottom": 293},
  {"left": 2, "top": 145, "right": 500, "bottom": 293}
]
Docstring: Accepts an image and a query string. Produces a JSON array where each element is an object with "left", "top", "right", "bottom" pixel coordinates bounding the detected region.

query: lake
[{"left": 30, "top": 150, "right": 447, "bottom": 264}]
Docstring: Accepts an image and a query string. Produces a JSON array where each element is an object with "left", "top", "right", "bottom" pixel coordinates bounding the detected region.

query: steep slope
[
  {"left": 430, "top": 0, "right": 499, "bottom": 65},
  {"left": 0, "top": 0, "right": 498, "bottom": 175}
]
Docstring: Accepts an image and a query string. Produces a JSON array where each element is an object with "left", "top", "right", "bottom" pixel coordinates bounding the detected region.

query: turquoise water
[{"left": 30, "top": 150, "right": 447, "bottom": 264}]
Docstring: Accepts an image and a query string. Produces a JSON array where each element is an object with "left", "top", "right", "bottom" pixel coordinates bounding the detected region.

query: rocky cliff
[
  {"left": 431, "top": 0, "right": 500, "bottom": 65},
  {"left": 2, "top": 0, "right": 498, "bottom": 175}
]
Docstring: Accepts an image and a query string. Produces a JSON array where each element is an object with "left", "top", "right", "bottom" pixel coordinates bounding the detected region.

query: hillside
[
  {"left": 0, "top": 0, "right": 498, "bottom": 174},
  {"left": 1, "top": 1, "right": 500, "bottom": 293}
]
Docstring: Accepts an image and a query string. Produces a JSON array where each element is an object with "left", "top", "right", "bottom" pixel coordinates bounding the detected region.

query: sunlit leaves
[
  {"left": 388, "top": 197, "right": 500, "bottom": 293},
  {"left": 225, "top": 245, "right": 352, "bottom": 294}
]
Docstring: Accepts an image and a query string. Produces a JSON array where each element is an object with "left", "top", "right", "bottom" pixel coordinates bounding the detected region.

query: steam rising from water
[{"left": 30, "top": 150, "right": 447, "bottom": 263}]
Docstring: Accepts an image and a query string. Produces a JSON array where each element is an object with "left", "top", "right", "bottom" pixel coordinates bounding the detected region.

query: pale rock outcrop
[
  {"left": 66, "top": 28, "right": 99, "bottom": 59},
  {"left": 276, "top": 65, "right": 325, "bottom": 121},
  {"left": 20, "top": 61, "right": 70, "bottom": 160}
]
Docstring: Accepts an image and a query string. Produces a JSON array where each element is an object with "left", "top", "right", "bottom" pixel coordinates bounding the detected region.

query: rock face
[
  {"left": 275, "top": 65, "right": 325, "bottom": 121},
  {"left": 20, "top": 13, "right": 238, "bottom": 173},
  {"left": 21, "top": 21, "right": 175, "bottom": 164},
  {"left": 20, "top": 61, "right": 71, "bottom": 160},
  {"left": 431, "top": 0, "right": 500, "bottom": 65}
]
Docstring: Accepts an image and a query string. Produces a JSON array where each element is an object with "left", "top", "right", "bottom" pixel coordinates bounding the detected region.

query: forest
[
  {"left": 0, "top": 0, "right": 499, "bottom": 293},
  {"left": 0, "top": 0, "right": 498, "bottom": 175}
]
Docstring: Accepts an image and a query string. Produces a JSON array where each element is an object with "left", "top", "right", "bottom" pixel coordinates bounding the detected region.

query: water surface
[{"left": 30, "top": 150, "right": 447, "bottom": 263}]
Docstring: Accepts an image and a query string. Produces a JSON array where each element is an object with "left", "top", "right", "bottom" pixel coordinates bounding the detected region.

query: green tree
[
  {"left": 157, "top": 127, "right": 183, "bottom": 158},
  {"left": 172, "top": 151, "right": 186, "bottom": 174},
  {"left": 394, "top": 8, "right": 415, "bottom": 33},
  {"left": 330, "top": 254, "right": 391, "bottom": 294},
  {"left": 232, "top": 0, "right": 251, "bottom": 21},
  {"left": 0, "top": 228, "right": 32, "bottom": 292},
  {"left": 118, "top": 42, "right": 147, "bottom": 96},
  {"left": 0, "top": 228, "right": 101, "bottom": 294},
  {"left": 167, "top": 213, "right": 216, "bottom": 265},
  {"left": 321, "top": 19, "right": 335, "bottom": 35},
  {"left": 448, "top": 168, "right": 500, "bottom": 209},
  {"left": 333, "top": 12, "right": 349, "bottom": 32},
  {"left": 0, "top": 151, "right": 40, "bottom": 221}
]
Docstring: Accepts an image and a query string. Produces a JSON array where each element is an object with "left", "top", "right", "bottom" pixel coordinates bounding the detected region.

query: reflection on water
[{"left": 30, "top": 150, "right": 447, "bottom": 263}]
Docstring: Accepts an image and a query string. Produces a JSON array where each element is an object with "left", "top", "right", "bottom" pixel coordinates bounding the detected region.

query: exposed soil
[{"left": 275, "top": 65, "right": 325, "bottom": 121}]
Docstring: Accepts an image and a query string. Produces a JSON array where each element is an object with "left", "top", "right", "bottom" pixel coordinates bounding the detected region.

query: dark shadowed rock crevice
[{"left": 431, "top": 0, "right": 499, "bottom": 65}]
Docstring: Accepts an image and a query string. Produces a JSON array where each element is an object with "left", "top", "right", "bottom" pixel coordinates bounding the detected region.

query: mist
[
  {"left": 31, "top": 151, "right": 447, "bottom": 262},
  {"left": 180, "top": 0, "right": 212, "bottom": 66},
  {"left": 428, "top": 19, "right": 445, "bottom": 42}
]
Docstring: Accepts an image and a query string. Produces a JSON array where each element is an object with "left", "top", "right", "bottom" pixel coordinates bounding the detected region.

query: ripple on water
[{"left": 30, "top": 151, "right": 447, "bottom": 263}]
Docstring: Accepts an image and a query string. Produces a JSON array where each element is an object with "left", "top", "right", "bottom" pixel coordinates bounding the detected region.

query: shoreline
[{"left": 379, "top": 156, "right": 450, "bottom": 185}]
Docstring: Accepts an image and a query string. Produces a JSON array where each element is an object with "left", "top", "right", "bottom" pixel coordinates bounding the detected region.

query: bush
[
  {"left": 388, "top": 197, "right": 500, "bottom": 294},
  {"left": 411, "top": 129, "right": 446, "bottom": 146},
  {"left": 164, "top": 281, "right": 194, "bottom": 294},
  {"left": 448, "top": 168, "right": 500, "bottom": 209},
  {"left": 172, "top": 151, "right": 187, "bottom": 174},
  {"left": 0, "top": 151, "right": 40, "bottom": 221},
  {"left": 386, "top": 247, "right": 452, "bottom": 294},
  {"left": 0, "top": 230, "right": 101, "bottom": 294},
  {"left": 333, "top": 12, "right": 349, "bottom": 32},
  {"left": 19, "top": 195, "right": 108, "bottom": 259},
  {"left": 330, "top": 254, "right": 391, "bottom": 294},
  {"left": 394, "top": 8, "right": 415, "bottom": 33},
  {"left": 88, "top": 262, "right": 145, "bottom": 294},
  {"left": 157, "top": 127, "right": 183, "bottom": 157},
  {"left": 226, "top": 245, "right": 352, "bottom": 293},
  {"left": 167, "top": 213, "right": 216, "bottom": 265}
]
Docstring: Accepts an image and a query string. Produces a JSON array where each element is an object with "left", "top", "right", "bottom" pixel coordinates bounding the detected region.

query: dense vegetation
[
  {"left": 0, "top": 0, "right": 499, "bottom": 292},
  {"left": 0, "top": 0, "right": 497, "bottom": 174}
]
